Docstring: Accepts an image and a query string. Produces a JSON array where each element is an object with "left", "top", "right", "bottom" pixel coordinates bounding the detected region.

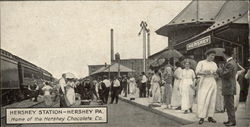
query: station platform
[
  {"left": 119, "top": 94, "right": 250, "bottom": 127},
  {"left": 1, "top": 96, "right": 44, "bottom": 119}
]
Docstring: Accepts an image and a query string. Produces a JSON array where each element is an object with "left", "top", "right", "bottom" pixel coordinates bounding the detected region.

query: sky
[{"left": 1, "top": 1, "right": 190, "bottom": 78}]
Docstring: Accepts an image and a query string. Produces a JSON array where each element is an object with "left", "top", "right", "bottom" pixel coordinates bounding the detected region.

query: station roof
[
  {"left": 169, "top": 1, "right": 226, "bottom": 25},
  {"left": 91, "top": 63, "right": 134, "bottom": 75},
  {"left": 156, "top": 0, "right": 248, "bottom": 36},
  {"left": 174, "top": 1, "right": 248, "bottom": 48},
  {"left": 203, "top": 0, "right": 248, "bottom": 33},
  {"left": 91, "top": 66, "right": 107, "bottom": 75}
]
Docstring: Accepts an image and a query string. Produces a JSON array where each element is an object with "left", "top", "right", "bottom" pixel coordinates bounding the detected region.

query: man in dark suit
[
  {"left": 96, "top": 77, "right": 106, "bottom": 105},
  {"left": 120, "top": 75, "right": 128, "bottom": 97},
  {"left": 58, "top": 74, "right": 67, "bottom": 107},
  {"left": 218, "top": 49, "right": 237, "bottom": 126},
  {"left": 28, "top": 75, "right": 39, "bottom": 102}
]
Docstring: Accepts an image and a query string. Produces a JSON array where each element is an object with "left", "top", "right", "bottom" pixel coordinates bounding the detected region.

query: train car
[
  {"left": 40, "top": 68, "right": 53, "bottom": 81},
  {"left": 0, "top": 49, "right": 21, "bottom": 104},
  {"left": 0, "top": 49, "right": 53, "bottom": 106},
  {"left": 16, "top": 56, "right": 43, "bottom": 98}
]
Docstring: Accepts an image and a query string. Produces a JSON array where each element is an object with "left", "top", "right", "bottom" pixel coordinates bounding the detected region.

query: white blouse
[{"left": 196, "top": 60, "right": 218, "bottom": 76}]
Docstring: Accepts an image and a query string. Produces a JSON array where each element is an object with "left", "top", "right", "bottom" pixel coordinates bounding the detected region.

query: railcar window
[
  {"left": 24, "top": 71, "right": 32, "bottom": 78},
  {"left": 1, "top": 59, "right": 19, "bottom": 89},
  {"left": 35, "top": 75, "right": 41, "bottom": 79},
  {"left": 23, "top": 66, "right": 41, "bottom": 79}
]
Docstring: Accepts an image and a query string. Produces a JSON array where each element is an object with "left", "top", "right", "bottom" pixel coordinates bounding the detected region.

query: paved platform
[
  {"left": 119, "top": 94, "right": 250, "bottom": 127},
  {"left": 1, "top": 96, "right": 44, "bottom": 118}
]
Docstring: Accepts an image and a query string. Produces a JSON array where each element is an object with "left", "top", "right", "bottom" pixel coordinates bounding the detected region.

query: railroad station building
[
  {"left": 155, "top": 0, "right": 249, "bottom": 101},
  {"left": 88, "top": 53, "right": 152, "bottom": 79}
]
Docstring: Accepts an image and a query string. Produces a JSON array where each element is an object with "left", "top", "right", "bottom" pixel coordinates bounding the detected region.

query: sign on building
[{"left": 186, "top": 36, "right": 211, "bottom": 51}]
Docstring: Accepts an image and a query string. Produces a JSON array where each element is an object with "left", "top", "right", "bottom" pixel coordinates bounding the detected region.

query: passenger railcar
[{"left": 0, "top": 49, "right": 53, "bottom": 106}]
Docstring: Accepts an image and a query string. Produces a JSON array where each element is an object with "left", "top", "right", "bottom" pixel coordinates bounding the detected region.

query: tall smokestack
[{"left": 111, "top": 29, "right": 114, "bottom": 62}]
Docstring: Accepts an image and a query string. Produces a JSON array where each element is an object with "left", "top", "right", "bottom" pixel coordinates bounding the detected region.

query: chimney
[{"left": 111, "top": 29, "right": 114, "bottom": 62}]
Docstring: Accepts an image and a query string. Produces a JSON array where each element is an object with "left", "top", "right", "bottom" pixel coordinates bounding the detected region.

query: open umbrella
[
  {"left": 149, "top": 58, "right": 168, "bottom": 70},
  {"left": 181, "top": 58, "right": 197, "bottom": 70},
  {"left": 158, "top": 49, "right": 183, "bottom": 59},
  {"left": 205, "top": 48, "right": 225, "bottom": 57},
  {"left": 150, "top": 49, "right": 183, "bottom": 60},
  {"left": 65, "top": 72, "right": 76, "bottom": 79}
]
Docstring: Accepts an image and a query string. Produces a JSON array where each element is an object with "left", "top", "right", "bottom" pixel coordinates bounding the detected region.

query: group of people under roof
[{"left": 39, "top": 48, "right": 250, "bottom": 127}]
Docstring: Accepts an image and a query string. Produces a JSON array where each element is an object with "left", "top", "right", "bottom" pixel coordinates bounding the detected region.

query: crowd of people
[
  {"left": 25, "top": 48, "right": 249, "bottom": 126},
  {"left": 55, "top": 73, "right": 136, "bottom": 106},
  {"left": 141, "top": 49, "right": 249, "bottom": 126}
]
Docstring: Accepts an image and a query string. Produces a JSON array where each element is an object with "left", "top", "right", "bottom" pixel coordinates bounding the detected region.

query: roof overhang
[
  {"left": 156, "top": 22, "right": 213, "bottom": 37},
  {"left": 174, "top": 23, "right": 248, "bottom": 51}
]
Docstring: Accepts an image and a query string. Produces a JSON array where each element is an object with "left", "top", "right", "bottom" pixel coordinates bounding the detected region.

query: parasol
[
  {"left": 65, "top": 72, "right": 76, "bottom": 79},
  {"left": 149, "top": 58, "right": 168, "bottom": 70},
  {"left": 157, "top": 49, "right": 183, "bottom": 59}
]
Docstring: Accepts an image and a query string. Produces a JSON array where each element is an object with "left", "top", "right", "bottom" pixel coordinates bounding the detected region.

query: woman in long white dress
[
  {"left": 196, "top": 51, "right": 218, "bottom": 124},
  {"left": 171, "top": 62, "right": 182, "bottom": 110},
  {"left": 180, "top": 62, "right": 195, "bottom": 114},
  {"left": 65, "top": 79, "right": 76, "bottom": 106},
  {"left": 129, "top": 75, "right": 137, "bottom": 100},
  {"left": 235, "top": 63, "right": 245, "bottom": 110},
  {"left": 150, "top": 69, "right": 162, "bottom": 104},
  {"left": 42, "top": 82, "right": 53, "bottom": 106}
]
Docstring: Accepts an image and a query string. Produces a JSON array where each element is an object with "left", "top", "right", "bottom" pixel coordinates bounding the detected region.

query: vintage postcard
[{"left": 1, "top": 0, "right": 250, "bottom": 127}]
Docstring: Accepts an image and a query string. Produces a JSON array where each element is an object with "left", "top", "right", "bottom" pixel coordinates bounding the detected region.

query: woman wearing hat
[
  {"left": 162, "top": 66, "right": 173, "bottom": 109},
  {"left": 171, "top": 62, "right": 182, "bottom": 110},
  {"left": 42, "top": 82, "right": 53, "bottom": 106},
  {"left": 65, "top": 78, "right": 76, "bottom": 106},
  {"left": 196, "top": 50, "right": 218, "bottom": 124},
  {"left": 150, "top": 69, "right": 162, "bottom": 104}
]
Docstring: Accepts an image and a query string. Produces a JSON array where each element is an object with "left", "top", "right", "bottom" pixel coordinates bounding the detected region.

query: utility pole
[
  {"left": 108, "top": 65, "right": 111, "bottom": 80},
  {"left": 147, "top": 29, "right": 150, "bottom": 58},
  {"left": 138, "top": 21, "right": 150, "bottom": 73},
  {"left": 111, "top": 29, "right": 114, "bottom": 62}
]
